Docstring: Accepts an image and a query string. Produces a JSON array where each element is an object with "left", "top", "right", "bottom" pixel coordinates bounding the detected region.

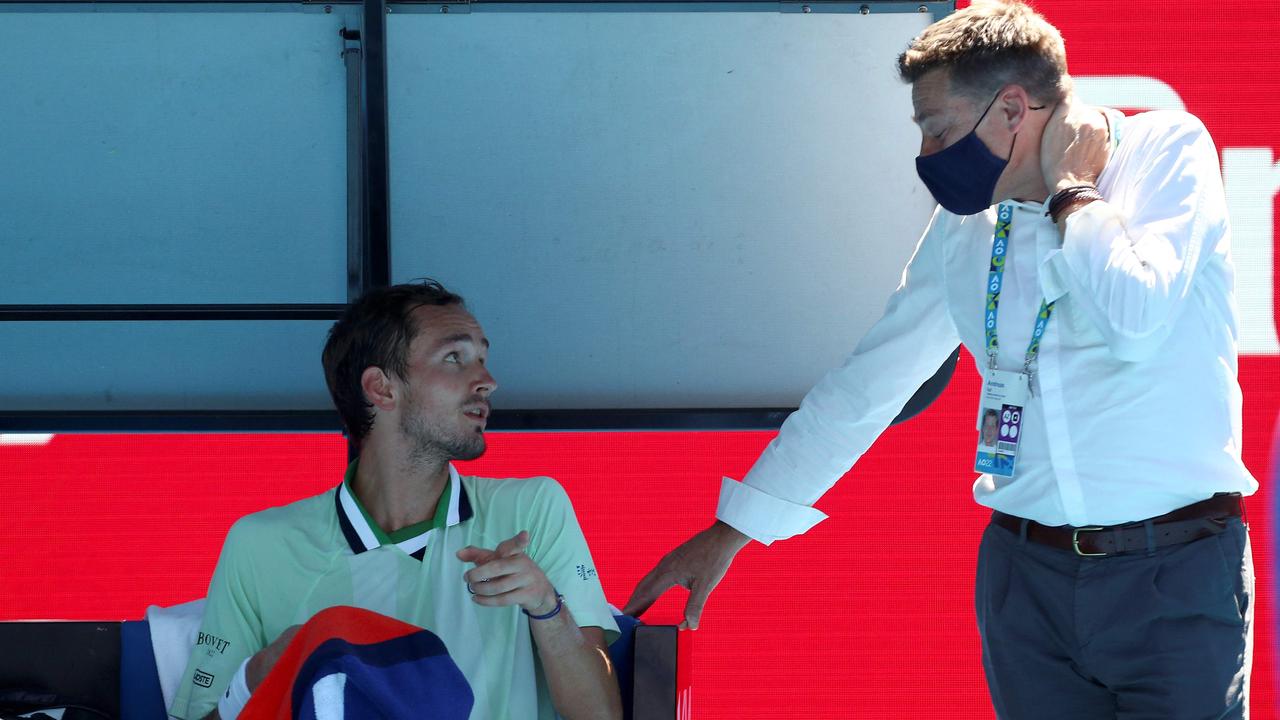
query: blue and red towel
[{"left": 242, "top": 606, "right": 474, "bottom": 720}]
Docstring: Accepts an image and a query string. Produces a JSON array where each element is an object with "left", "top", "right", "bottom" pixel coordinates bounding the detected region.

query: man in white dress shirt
[{"left": 625, "top": 2, "right": 1257, "bottom": 717}]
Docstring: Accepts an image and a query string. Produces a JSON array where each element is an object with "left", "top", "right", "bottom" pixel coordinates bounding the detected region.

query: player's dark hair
[{"left": 322, "top": 279, "right": 466, "bottom": 447}]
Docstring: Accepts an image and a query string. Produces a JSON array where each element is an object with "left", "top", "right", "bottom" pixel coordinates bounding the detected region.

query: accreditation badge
[{"left": 974, "top": 369, "right": 1029, "bottom": 478}]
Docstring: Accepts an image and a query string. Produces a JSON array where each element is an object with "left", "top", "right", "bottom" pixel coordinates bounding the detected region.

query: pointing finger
[
  {"left": 456, "top": 545, "right": 497, "bottom": 564},
  {"left": 496, "top": 530, "right": 530, "bottom": 558}
]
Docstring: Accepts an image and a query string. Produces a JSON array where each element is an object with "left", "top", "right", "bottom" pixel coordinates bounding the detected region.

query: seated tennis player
[{"left": 169, "top": 280, "right": 622, "bottom": 720}]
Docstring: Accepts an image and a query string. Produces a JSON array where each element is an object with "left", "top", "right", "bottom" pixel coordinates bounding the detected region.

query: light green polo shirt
[{"left": 169, "top": 462, "right": 618, "bottom": 720}]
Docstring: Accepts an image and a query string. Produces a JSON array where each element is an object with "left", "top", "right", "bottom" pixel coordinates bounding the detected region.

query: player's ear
[{"left": 361, "top": 366, "right": 397, "bottom": 411}]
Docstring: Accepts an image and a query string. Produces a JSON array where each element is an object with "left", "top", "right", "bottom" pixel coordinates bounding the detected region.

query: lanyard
[{"left": 984, "top": 203, "right": 1055, "bottom": 375}]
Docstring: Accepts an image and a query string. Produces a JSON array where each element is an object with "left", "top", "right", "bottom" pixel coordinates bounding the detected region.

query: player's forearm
[{"left": 530, "top": 606, "right": 623, "bottom": 720}]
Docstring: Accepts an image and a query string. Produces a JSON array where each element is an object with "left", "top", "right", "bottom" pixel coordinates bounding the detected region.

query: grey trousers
[{"left": 976, "top": 514, "right": 1253, "bottom": 720}]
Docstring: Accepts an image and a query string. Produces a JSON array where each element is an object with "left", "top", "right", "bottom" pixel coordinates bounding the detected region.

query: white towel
[{"left": 145, "top": 598, "right": 206, "bottom": 713}]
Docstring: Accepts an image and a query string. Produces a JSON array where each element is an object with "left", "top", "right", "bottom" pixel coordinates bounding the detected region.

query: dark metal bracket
[{"left": 0, "top": 305, "right": 345, "bottom": 322}]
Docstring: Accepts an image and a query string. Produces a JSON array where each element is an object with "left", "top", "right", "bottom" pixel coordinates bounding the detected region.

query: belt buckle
[{"left": 1072, "top": 527, "right": 1107, "bottom": 557}]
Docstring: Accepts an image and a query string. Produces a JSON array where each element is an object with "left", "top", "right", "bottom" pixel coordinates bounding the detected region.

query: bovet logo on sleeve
[
  {"left": 193, "top": 669, "right": 215, "bottom": 688},
  {"left": 576, "top": 564, "right": 597, "bottom": 581},
  {"left": 197, "top": 631, "right": 231, "bottom": 655}
]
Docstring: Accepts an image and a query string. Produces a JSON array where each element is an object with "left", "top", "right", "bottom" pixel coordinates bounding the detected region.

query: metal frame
[
  {"left": 343, "top": 26, "right": 366, "bottom": 302},
  {"left": 0, "top": 408, "right": 787, "bottom": 433},
  {"left": 0, "top": 349, "right": 958, "bottom": 432},
  {"left": 360, "top": 0, "right": 392, "bottom": 291},
  {"left": 0, "top": 410, "right": 342, "bottom": 433},
  {"left": 0, "top": 305, "right": 345, "bottom": 322},
  {"left": 0, "top": 0, "right": 946, "bottom": 6},
  {"left": 0, "top": 0, "right": 957, "bottom": 434}
]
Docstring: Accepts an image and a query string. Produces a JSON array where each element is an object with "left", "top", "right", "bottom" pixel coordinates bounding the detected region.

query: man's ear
[
  {"left": 997, "top": 84, "right": 1034, "bottom": 134},
  {"left": 361, "top": 366, "right": 397, "bottom": 412}
]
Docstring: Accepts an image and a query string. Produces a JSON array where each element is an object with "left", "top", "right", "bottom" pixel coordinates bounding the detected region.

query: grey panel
[
  {"left": 0, "top": 6, "right": 940, "bottom": 416},
  {"left": 389, "top": 11, "right": 938, "bottom": 409},
  {"left": 1, "top": 321, "right": 334, "bottom": 411},
  {"left": 0, "top": 11, "right": 349, "bottom": 305}
]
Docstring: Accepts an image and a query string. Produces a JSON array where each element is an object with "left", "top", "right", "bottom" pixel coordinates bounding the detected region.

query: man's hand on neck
[{"left": 1039, "top": 98, "right": 1110, "bottom": 196}]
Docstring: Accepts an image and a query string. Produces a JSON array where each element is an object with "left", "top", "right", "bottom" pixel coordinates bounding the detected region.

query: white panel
[
  {"left": 389, "top": 11, "right": 938, "bottom": 409},
  {"left": 1, "top": 321, "right": 335, "bottom": 411},
  {"left": 0, "top": 11, "right": 349, "bottom": 304},
  {"left": 0, "top": 6, "right": 941, "bottom": 415}
]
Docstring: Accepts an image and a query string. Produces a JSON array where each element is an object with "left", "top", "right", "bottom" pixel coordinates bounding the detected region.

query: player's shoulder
[
  {"left": 460, "top": 474, "right": 572, "bottom": 514},
  {"left": 226, "top": 486, "right": 336, "bottom": 544}
]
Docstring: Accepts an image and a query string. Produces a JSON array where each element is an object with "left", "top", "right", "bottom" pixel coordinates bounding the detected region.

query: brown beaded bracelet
[{"left": 1046, "top": 184, "right": 1104, "bottom": 224}]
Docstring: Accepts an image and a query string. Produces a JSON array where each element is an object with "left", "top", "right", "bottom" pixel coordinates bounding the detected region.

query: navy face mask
[{"left": 915, "top": 92, "right": 1012, "bottom": 216}]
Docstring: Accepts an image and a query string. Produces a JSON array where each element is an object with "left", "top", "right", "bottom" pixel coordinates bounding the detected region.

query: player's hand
[
  {"left": 1039, "top": 96, "right": 1111, "bottom": 194},
  {"left": 246, "top": 624, "right": 301, "bottom": 691},
  {"left": 457, "top": 530, "right": 558, "bottom": 615},
  {"left": 622, "top": 520, "right": 750, "bottom": 630}
]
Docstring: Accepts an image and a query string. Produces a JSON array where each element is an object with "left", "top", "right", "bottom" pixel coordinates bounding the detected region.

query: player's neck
[{"left": 353, "top": 440, "right": 450, "bottom": 535}]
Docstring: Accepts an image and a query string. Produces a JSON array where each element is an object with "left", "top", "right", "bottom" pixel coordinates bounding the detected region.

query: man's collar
[
  {"left": 1004, "top": 197, "right": 1049, "bottom": 214},
  {"left": 335, "top": 462, "right": 474, "bottom": 558}
]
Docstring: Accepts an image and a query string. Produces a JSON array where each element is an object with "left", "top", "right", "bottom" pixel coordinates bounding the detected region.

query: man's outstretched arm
[{"left": 623, "top": 204, "right": 958, "bottom": 630}]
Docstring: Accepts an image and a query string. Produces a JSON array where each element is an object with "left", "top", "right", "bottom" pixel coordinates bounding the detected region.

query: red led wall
[{"left": 3, "top": 359, "right": 1277, "bottom": 718}]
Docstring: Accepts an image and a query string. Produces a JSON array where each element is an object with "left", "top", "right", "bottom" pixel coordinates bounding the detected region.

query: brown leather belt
[{"left": 992, "top": 493, "right": 1243, "bottom": 558}]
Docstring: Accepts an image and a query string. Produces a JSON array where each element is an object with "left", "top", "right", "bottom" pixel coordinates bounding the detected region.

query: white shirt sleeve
[
  {"left": 1038, "top": 114, "right": 1227, "bottom": 362},
  {"left": 717, "top": 209, "right": 963, "bottom": 544}
]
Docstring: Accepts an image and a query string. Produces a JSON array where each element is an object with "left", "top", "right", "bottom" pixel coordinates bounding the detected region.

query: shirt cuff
[
  {"left": 217, "top": 657, "right": 252, "bottom": 720},
  {"left": 715, "top": 477, "right": 828, "bottom": 546}
]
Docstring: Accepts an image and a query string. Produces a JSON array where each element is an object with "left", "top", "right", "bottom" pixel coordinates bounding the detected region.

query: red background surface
[
  {"left": 2, "top": 361, "right": 1277, "bottom": 718},
  {"left": 2, "top": 1, "right": 1279, "bottom": 717}
]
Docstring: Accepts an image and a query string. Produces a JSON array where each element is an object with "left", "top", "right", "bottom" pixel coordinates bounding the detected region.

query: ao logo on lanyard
[{"left": 974, "top": 204, "right": 1055, "bottom": 479}]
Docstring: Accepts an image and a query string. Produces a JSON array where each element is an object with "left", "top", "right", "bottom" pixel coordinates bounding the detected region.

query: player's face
[
  {"left": 982, "top": 415, "right": 999, "bottom": 446},
  {"left": 396, "top": 305, "right": 497, "bottom": 463}
]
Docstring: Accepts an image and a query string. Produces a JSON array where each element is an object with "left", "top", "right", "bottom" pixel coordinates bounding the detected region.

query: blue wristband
[{"left": 522, "top": 591, "right": 563, "bottom": 620}]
